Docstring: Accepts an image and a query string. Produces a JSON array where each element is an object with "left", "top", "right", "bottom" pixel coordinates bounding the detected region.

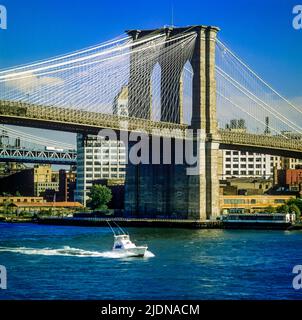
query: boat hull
[{"left": 114, "top": 246, "right": 148, "bottom": 257}]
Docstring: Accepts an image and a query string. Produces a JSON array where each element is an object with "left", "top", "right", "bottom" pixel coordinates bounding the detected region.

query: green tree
[
  {"left": 277, "top": 204, "right": 289, "bottom": 213},
  {"left": 15, "top": 191, "right": 21, "bottom": 197},
  {"left": 87, "top": 185, "right": 112, "bottom": 210},
  {"left": 266, "top": 206, "right": 276, "bottom": 213},
  {"left": 287, "top": 198, "right": 302, "bottom": 213}
]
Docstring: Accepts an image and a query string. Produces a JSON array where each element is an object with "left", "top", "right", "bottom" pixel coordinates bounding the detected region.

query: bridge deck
[{"left": 1, "top": 100, "right": 302, "bottom": 157}]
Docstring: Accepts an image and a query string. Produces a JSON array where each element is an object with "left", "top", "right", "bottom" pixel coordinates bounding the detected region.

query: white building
[
  {"left": 222, "top": 150, "right": 274, "bottom": 179},
  {"left": 75, "top": 134, "right": 126, "bottom": 206},
  {"left": 222, "top": 150, "right": 302, "bottom": 180},
  {"left": 75, "top": 86, "right": 129, "bottom": 206},
  {"left": 221, "top": 120, "right": 302, "bottom": 179}
]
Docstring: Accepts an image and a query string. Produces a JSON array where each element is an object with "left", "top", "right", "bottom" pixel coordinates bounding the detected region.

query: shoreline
[{"left": 1, "top": 216, "right": 301, "bottom": 230}]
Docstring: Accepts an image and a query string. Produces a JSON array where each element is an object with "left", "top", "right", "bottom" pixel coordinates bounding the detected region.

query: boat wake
[{"left": 0, "top": 246, "right": 155, "bottom": 259}]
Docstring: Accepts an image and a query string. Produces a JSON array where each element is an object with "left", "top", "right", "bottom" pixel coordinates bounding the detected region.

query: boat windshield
[{"left": 114, "top": 235, "right": 130, "bottom": 241}]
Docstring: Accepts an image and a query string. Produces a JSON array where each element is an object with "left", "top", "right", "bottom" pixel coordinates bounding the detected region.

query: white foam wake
[{"left": 0, "top": 246, "right": 155, "bottom": 259}]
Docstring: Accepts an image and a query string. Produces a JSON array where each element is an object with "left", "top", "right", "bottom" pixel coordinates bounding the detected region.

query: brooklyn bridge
[{"left": 0, "top": 25, "right": 301, "bottom": 220}]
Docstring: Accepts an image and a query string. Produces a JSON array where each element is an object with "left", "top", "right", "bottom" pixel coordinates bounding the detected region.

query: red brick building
[{"left": 277, "top": 169, "right": 302, "bottom": 191}]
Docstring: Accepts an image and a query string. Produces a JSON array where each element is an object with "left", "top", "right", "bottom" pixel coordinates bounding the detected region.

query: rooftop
[{"left": 11, "top": 202, "right": 83, "bottom": 208}]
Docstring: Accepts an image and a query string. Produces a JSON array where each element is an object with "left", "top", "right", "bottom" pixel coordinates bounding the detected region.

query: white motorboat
[{"left": 107, "top": 221, "right": 148, "bottom": 257}]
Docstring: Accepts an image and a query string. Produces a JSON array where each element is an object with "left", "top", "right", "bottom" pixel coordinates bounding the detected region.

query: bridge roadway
[{"left": 1, "top": 100, "right": 302, "bottom": 158}]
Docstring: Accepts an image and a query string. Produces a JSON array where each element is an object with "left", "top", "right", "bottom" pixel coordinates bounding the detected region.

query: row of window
[
  {"left": 225, "top": 157, "right": 265, "bottom": 162},
  {"left": 225, "top": 151, "right": 264, "bottom": 156},
  {"left": 224, "top": 170, "right": 266, "bottom": 176},
  {"left": 84, "top": 174, "right": 124, "bottom": 180},
  {"left": 225, "top": 164, "right": 266, "bottom": 169},
  {"left": 223, "top": 199, "right": 286, "bottom": 204}
]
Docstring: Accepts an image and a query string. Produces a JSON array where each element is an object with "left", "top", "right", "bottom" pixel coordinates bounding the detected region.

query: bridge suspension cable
[
  {"left": 0, "top": 34, "right": 130, "bottom": 75},
  {"left": 0, "top": 125, "right": 75, "bottom": 150},
  {"left": 0, "top": 31, "right": 196, "bottom": 124},
  {"left": 216, "top": 38, "right": 302, "bottom": 140}
]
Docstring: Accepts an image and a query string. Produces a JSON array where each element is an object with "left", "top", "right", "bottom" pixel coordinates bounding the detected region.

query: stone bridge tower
[{"left": 124, "top": 25, "right": 220, "bottom": 220}]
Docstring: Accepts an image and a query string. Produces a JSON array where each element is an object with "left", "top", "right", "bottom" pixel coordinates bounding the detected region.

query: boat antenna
[
  {"left": 112, "top": 220, "right": 128, "bottom": 235},
  {"left": 106, "top": 220, "right": 116, "bottom": 236}
]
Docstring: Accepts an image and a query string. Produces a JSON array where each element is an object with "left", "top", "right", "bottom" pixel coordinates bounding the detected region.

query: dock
[{"left": 37, "top": 217, "right": 223, "bottom": 229}]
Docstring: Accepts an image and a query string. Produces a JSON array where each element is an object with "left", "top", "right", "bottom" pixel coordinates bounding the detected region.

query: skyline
[{"left": 0, "top": 0, "right": 301, "bottom": 144}]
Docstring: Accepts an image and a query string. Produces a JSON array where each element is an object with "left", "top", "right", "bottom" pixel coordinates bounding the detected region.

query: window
[
  {"left": 274, "top": 199, "right": 286, "bottom": 204},
  {"left": 224, "top": 199, "right": 246, "bottom": 204}
]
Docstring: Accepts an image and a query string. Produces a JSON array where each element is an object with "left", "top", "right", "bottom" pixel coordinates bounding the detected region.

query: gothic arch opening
[
  {"left": 150, "top": 62, "right": 161, "bottom": 122},
  {"left": 180, "top": 60, "right": 193, "bottom": 125}
]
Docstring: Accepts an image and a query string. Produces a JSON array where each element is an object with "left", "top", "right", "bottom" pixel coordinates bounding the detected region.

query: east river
[{"left": 0, "top": 222, "right": 301, "bottom": 299}]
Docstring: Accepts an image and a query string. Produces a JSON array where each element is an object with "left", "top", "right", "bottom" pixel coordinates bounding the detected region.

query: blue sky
[{"left": 0, "top": 0, "right": 301, "bottom": 145}]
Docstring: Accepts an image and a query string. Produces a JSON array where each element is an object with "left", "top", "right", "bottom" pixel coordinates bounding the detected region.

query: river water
[{"left": 0, "top": 222, "right": 301, "bottom": 299}]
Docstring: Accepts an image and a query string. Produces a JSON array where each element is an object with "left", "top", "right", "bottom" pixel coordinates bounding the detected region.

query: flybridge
[{"left": 0, "top": 5, "right": 7, "bottom": 30}]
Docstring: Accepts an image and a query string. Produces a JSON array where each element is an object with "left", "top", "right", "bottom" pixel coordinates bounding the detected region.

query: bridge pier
[{"left": 124, "top": 25, "right": 220, "bottom": 220}]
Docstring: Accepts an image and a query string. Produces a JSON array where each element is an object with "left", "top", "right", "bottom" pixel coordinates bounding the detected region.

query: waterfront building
[
  {"left": 276, "top": 168, "right": 302, "bottom": 192},
  {"left": 222, "top": 150, "right": 272, "bottom": 179},
  {"left": 222, "top": 120, "right": 301, "bottom": 179},
  {"left": 0, "top": 196, "right": 44, "bottom": 205},
  {"left": 220, "top": 195, "right": 294, "bottom": 214},
  {"left": 33, "top": 165, "right": 59, "bottom": 197},
  {"left": 9, "top": 201, "right": 83, "bottom": 215},
  {"left": 0, "top": 164, "right": 59, "bottom": 197},
  {"left": 75, "top": 134, "right": 126, "bottom": 206},
  {"left": 75, "top": 85, "right": 128, "bottom": 206},
  {"left": 222, "top": 177, "right": 273, "bottom": 195},
  {"left": 58, "top": 169, "right": 76, "bottom": 202}
]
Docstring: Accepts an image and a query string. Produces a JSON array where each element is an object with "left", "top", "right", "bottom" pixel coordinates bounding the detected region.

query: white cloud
[{"left": 5, "top": 73, "right": 64, "bottom": 94}]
